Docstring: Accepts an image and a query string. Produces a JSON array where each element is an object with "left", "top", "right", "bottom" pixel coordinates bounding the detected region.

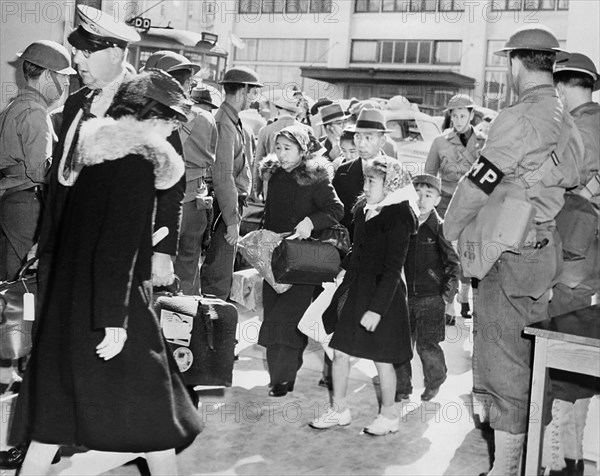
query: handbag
[
  {"left": 312, "top": 224, "right": 351, "bottom": 256},
  {"left": 272, "top": 238, "right": 341, "bottom": 285},
  {"left": 0, "top": 259, "right": 37, "bottom": 360}
]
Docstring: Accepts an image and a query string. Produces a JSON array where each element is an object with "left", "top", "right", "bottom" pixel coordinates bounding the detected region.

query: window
[
  {"left": 310, "top": 0, "right": 332, "bottom": 13},
  {"left": 405, "top": 41, "right": 419, "bottom": 63},
  {"left": 524, "top": 0, "right": 555, "bottom": 9},
  {"left": 355, "top": 0, "right": 381, "bottom": 12},
  {"left": 393, "top": 41, "right": 406, "bottom": 63},
  {"left": 381, "top": 41, "right": 394, "bottom": 63},
  {"left": 434, "top": 41, "right": 461, "bottom": 64},
  {"left": 439, "top": 0, "right": 464, "bottom": 10},
  {"left": 492, "top": 0, "right": 567, "bottom": 9},
  {"left": 234, "top": 38, "right": 328, "bottom": 63},
  {"left": 486, "top": 40, "right": 508, "bottom": 67},
  {"left": 351, "top": 40, "right": 378, "bottom": 62},
  {"left": 263, "top": 0, "right": 285, "bottom": 13},
  {"left": 239, "top": 0, "right": 260, "bottom": 13},
  {"left": 410, "top": 0, "right": 436, "bottom": 11},
  {"left": 418, "top": 42, "right": 432, "bottom": 63},
  {"left": 557, "top": 0, "right": 569, "bottom": 9},
  {"left": 483, "top": 71, "right": 517, "bottom": 111},
  {"left": 286, "top": 0, "right": 309, "bottom": 13}
]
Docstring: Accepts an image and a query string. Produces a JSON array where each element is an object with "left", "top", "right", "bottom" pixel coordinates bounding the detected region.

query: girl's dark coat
[
  {"left": 257, "top": 158, "right": 344, "bottom": 349},
  {"left": 11, "top": 117, "right": 202, "bottom": 452},
  {"left": 325, "top": 201, "right": 418, "bottom": 363}
]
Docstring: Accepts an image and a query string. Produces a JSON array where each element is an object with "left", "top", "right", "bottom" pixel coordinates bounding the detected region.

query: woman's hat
[
  {"left": 354, "top": 109, "right": 392, "bottom": 133},
  {"left": 319, "top": 103, "right": 351, "bottom": 125},
  {"left": 115, "top": 69, "right": 193, "bottom": 122}
]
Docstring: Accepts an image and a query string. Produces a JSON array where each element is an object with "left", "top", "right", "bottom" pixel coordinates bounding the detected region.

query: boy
[{"left": 394, "top": 174, "right": 460, "bottom": 402}]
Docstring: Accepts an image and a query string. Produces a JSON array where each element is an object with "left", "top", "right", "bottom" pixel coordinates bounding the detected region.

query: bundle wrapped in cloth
[{"left": 237, "top": 229, "right": 292, "bottom": 294}]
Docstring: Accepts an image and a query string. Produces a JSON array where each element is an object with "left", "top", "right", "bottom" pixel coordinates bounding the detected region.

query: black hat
[{"left": 190, "top": 86, "right": 220, "bottom": 109}]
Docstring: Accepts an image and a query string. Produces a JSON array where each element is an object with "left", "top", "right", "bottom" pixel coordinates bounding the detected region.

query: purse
[
  {"left": 271, "top": 238, "right": 341, "bottom": 285},
  {"left": 312, "top": 224, "right": 351, "bottom": 255},
  {"left": 0, "top": 259, "right": 37, "bottom": 360}
]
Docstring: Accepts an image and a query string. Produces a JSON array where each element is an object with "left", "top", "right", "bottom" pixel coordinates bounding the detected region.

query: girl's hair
[{"left": 363, "top": 156, "right": 388, "bottom": 180}]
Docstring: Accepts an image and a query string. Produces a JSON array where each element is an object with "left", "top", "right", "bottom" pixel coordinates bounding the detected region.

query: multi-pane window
[
  {"left": 234, "top": 38, "right": 329, "bottom": 63},
  {"left": 239, "top": 0, "right": 332, "bottom": 13},
  {"left": 350, "top": 40, "right": 460, "bottom": 64},
  {"left": 356, "top": 0, "right": 464, "bottom": 12},
  {"left": 492, "top": 0, "right": 568, "bottom": 10}
]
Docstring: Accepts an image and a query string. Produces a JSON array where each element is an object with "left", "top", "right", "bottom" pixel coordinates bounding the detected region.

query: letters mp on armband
[{"left": 466, "top": 156, "right": 504, "bottom": 195}]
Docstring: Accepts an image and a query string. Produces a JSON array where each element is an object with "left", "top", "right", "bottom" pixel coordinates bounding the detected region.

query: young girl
[
  {"left": 258, "top": 125, "right": 343, "bottom": 397},
  {"left": 12, "top": 70, "right": 203, "bottom": 475},
  {"left": 310, "top": 156, "right": 419, "bottom": 436}
]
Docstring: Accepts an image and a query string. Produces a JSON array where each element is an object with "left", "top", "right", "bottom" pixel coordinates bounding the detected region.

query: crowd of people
[{"left": 0, "top": 4, "right": 598, "bottom": 476}]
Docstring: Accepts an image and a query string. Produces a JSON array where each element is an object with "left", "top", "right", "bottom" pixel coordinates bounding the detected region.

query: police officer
[
  {"left": 200, "top": 66, "right": 262, "bottom": 300},
  {"left": 0, "top": 41, "right": 74, "bottom": 470},
  {"left": 425, "top": 94, "right": 486, "bottom": 323},
  {"left": 444, "top": 26, "right": 583, "bottom": 476},
  {"left": 542, "top": 52, "right": 600, "bottom": 476}
]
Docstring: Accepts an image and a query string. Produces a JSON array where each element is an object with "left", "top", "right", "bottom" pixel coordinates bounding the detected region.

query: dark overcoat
[
  {"left": 257, "top": 158, "right": 344, "bottom": 349},
  {"left": 332, "top": 157, "right": 364, "bottom": 240},
  {"left": 11, "top": 116, "right": 202, "bottom": 452},
  {"left": 325, "top": 201, "right": 417, "bottom": 363}
]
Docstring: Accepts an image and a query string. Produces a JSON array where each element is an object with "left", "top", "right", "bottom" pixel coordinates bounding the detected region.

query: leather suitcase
[
  {"left": 272, "top": 239, "right": 340, "bottom": 285},
  {"left": 154, "top": 294, "right": 238, "bottom": 387}
]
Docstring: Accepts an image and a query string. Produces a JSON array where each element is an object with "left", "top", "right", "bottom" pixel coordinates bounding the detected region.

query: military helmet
[
  {"left": 219, "top": 66, "right": 263, "bottom": 87},
  {"left": 143, "top": 50, "right": 201, "bottom": 75},
  {"left": 17, "top": 40, "right": 76, "bottom": 75},
  {"left": 495, "top": 25, "right": 563, "bottom": 56},
  {"left": 114, "top": 69, "right": 193, "bottom": 122},
  {"left": 445, "top": 94, "right": 476, "bottom": 111}
]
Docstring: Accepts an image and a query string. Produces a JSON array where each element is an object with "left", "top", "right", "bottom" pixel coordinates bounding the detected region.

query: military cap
[
  {"left": 68, "top": 5, "right": 140, "bottom": 52},
  {"left": 413, "top": 174, "right": 442, "bottom": 194},
  {"left": 554, "top": 52, "right": 600, "bottom": 90},
  {"left": 144, "top": 51, "right": 201, "bottom": 75}
]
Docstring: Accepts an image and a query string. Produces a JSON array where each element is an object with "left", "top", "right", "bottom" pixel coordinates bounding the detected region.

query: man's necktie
[
  {"left": 63, "top": 89, "right": 100, "bottom": 180},
  {"left": 459, "top": 133, "right": 468, "bottom": 147}
]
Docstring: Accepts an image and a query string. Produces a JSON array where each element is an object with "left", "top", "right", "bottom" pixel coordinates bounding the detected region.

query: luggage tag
[{"left": 23, "top": 281, "right": 35, "bottom": 321}]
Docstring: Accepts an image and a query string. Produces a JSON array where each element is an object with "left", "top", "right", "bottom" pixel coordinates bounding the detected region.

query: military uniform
[
  {"left": 445, "top": 84, "right": 583, "bottom": 434},
  {"left": 0, "top": 87, "right": 53, "bottom": 280},
  {"left": 201, "top": 101, "right": 251, "bottom": 299}
]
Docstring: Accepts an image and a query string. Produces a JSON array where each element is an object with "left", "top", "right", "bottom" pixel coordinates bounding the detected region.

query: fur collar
[
  {"left": 77, "top": 116, "right": 184, "bottom": 190},
  {"left": 259, "top": 154, "right": 329, "bottom": 186}
]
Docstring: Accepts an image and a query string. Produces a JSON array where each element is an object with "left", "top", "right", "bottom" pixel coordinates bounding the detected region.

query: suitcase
[
  {"left": 272, "top": 238, "right": 341, "bottom": 285},
  {"left": 154, "top": 294, "right": 238, "bottom": 387}
]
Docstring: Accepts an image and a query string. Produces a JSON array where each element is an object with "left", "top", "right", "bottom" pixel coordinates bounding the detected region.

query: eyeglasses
[{"left": 71, "top": 47, "right": 92, "bottom": 58}]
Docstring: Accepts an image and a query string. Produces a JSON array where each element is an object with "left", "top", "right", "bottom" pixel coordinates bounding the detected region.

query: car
[{"left": 383, "top": 108, "right": 442, "bottom": 175}]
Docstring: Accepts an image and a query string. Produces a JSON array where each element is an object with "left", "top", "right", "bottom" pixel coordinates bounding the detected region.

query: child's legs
[
  {"left": 332, "top": 349, "right": 351, "bottom": 408},
  {"left": 414, "top": 296, "right": 447, "bottom": 389},
  {"left": 394, "top": 359, "right": 413, "bottom": 395},
  {"left": 374, "top": 361, "right": 397, "bottom": 419}
]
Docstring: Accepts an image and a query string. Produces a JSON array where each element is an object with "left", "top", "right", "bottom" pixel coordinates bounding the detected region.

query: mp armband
[{"left": 466, "top": 156, "right": 504, "bottom": 195}]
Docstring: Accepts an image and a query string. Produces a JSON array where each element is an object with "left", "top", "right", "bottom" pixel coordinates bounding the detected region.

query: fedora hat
[
  {"left": 319, "top": 103, "right": 351, "bottom": 125},
  {"left": 354, "top": 108, "right": 392, "bottom": 133},
  {"left": 190, "top": 86, "right": 220, "bottom": 109}
]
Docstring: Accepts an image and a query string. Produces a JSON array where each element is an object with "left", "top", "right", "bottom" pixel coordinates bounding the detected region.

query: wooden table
[{"left": 524, "top": 304, "right": 600, "bottom": 475}]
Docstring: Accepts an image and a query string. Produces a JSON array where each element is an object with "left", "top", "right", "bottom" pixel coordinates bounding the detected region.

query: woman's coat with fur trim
[
  {"left": 257, "top": 156, "right": 344, "bottom": 349},
  {"left": 11, "top": 116, "right": 202, "bottom": 452}
]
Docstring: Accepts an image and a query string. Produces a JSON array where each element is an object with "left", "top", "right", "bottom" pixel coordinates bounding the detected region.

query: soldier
[
  {"left": 425, "top": 94, "right": 486, "bottom": 323},
  {"left": 175, "top": 86, "right": 219, "bottom": 295},
  {"left": 444, "top": 26, "right": 583, "bottom": 476},
  {"left": 200, "top": 66, "right": 262, "bottom": 300},
  {"left": 542, "top": 52, "right": 600, "bottom": 476},
  {"left": 0, "top": 41, "right": 74, "bottom": 470}
]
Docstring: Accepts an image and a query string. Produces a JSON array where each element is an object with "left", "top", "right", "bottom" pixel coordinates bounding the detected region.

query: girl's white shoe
[
  {"left": 362, "top": 413, "right": 399, "bottom": 436},
  {"left": 309, "top": 407, "right": 352, "bottom": 429}
]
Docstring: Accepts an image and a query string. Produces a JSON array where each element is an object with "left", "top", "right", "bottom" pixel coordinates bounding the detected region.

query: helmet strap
[{"left": 49, "top": 71, "right": 64, "bottom": 97}]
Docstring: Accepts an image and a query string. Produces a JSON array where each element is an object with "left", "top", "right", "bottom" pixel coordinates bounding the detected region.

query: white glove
[
  {"left": 290, "top": 217, "right": 314, "bottom": 240},
  {"left": 152, "top": 252, "right": 175, "bottom": 286}
]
